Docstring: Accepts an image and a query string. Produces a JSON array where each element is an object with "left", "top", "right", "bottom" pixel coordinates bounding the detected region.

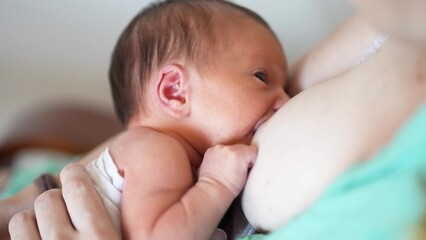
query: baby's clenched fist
[{"left": 198, "top": 144, "right": 257, "bottom": 197}]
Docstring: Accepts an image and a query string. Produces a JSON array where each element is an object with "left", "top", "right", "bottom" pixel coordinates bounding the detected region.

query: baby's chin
[{"left": 236, "top": 134, "right": 254, "bottom": 145}]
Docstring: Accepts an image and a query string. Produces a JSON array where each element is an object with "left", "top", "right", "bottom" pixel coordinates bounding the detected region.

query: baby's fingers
[{"left": 234, "top": 144, "right": 258, "bottom": 168}]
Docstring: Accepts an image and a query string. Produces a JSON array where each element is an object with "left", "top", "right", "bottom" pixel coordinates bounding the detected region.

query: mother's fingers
[
  {"left": 9, "top": 210, "right": 41, "bottom": 240},
  {"left": 34, "top": 189, "right": 74, "bottom": 239},
  {"left": 60, "top": 163, "right": 119, "bottom": 238}
]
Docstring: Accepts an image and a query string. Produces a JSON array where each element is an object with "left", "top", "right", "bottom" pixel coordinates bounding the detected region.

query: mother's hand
[{"left": 9, "top": 163, "right": 120, "bottom": 240}]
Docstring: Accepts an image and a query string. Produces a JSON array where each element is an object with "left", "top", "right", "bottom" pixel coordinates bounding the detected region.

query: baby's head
[
  {"left": 110, "top": 0, "right": 270, "bottom": 125},
  {"left": 110, "top": 0, "right": 288, "bottom": 149}
]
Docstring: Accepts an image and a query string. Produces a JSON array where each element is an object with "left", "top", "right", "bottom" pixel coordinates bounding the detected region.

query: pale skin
[{"left": 7, "top": 0, "right": 426, "bottom": 239}]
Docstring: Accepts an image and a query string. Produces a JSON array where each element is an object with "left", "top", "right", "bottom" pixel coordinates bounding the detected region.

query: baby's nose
[{"left": 273, "top": 91, "right": 290, "bottom": 111}]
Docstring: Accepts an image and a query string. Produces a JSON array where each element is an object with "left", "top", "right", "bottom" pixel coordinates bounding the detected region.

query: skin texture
[{"left": 186, "top": 16, "right": 289, "bottom": 150}]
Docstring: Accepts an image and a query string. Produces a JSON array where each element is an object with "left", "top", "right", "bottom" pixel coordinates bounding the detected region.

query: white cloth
[{"left": 86, "top": 148, "right": 123, "bottom": 237}]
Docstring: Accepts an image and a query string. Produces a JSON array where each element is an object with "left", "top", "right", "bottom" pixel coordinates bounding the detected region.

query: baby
[{"left": 86, "top": 0, "right": 288, "bottom": 239}]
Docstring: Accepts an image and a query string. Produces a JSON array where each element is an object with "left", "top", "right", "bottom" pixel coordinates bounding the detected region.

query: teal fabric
[
  {"left": 241, "top": 104, "right": 426, "bottom": 240},
  {"left": 0, "top": 154, "right": 76, "bottom": 199}
]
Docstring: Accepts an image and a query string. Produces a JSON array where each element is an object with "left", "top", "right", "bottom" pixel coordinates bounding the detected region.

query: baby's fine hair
[{"left": 109, "top": 0, "right": 273, "bottom": 125}]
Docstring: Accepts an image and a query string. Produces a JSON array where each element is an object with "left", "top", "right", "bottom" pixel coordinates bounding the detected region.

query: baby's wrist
[{"left": 197, "top": 176, "right": 240, "bottom": 200}]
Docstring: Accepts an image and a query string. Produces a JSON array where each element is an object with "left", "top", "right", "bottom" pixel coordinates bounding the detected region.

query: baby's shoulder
[{"left": 110, "top": 127, "right": 187, "bottom": 166}]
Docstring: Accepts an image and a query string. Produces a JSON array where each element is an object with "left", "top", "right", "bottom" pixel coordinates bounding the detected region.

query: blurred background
[{"left": 0, "top": 0, "right": 355, "bottom": 142}]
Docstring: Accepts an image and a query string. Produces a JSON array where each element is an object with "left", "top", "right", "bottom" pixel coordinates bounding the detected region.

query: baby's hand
[{"left": 198, "top": 144, "right": 257, "bottom": 197}]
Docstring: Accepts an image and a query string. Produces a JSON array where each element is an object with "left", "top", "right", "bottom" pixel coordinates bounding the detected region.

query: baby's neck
[
  {"left": 149, "top": 126, "right": 204, "bottom": 175},
  {"left": 167, "top": 130, "right": 204, "bottom": 174}
]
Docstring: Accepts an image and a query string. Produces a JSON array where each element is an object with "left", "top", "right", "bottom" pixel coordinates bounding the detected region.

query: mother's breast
[{"left": 241, "top": 80, "right": 366, "bottom": 232}]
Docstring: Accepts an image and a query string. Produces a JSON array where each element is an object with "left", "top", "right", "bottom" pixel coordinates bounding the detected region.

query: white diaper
[{"left": 86, "top": 148, "right": 123, "bottom": 237}]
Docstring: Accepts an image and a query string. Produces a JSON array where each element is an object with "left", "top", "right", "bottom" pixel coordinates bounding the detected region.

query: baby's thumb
[
  {"left": 246, "top": 146, "right": 258, "bottom": 168},
  {"left": 210, "top": 228, "right": 227, "bottom": 240}
]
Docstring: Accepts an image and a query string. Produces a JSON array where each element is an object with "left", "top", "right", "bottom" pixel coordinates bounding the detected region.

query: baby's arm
[
  {"left": 115, "top": 131, "right": 256, "bottom": 240},
  {"left": 287, "top": 12, "right": 382, "bottom": 95}
]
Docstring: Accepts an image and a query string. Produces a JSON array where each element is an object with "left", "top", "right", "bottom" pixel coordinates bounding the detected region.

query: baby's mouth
[
  {"left": 253, "top": 110, "right": 277, "bottom": 134},
  {"left": 253, "top": 122, "right": 263, "bottom": 134},
  {"left": 253, "top": 116, "right": 270, "bottom": 134}
]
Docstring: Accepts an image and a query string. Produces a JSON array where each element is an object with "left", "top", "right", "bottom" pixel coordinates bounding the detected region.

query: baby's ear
[{"left": 154, "top": 64, "right": 191, "bottom": 117}]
